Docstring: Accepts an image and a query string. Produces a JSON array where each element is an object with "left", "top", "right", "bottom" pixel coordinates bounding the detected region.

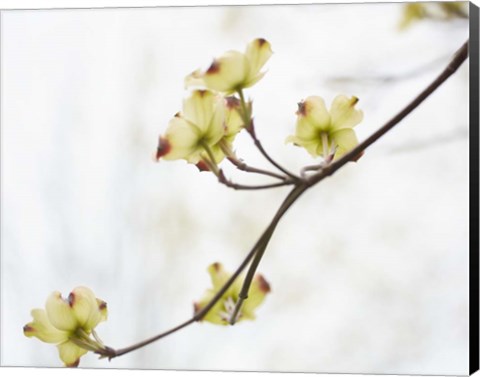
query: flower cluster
[
  {"left": 156, "top": 38, "right": 363, "bottom": 172},
  {"left": 194, "top": 263, "right": 271, "bottom": 325},
  {"left": 156, "top": 38, "right": 273, "bottom": 172},
  {"left": 23, "top": 287, "right": 108, "bottom": 367}
]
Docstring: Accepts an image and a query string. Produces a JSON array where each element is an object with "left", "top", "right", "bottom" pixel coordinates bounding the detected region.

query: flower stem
[
  {"left": 226, "top": 155, "right": 288, "bottom": 181},
  {"left": 237, "top": 89, "right": 300, "bottom": 181}
]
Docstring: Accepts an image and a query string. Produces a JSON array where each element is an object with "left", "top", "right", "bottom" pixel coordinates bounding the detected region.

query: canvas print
[{"left": 1, "top": 1, "right": 477, "bottom": 375}]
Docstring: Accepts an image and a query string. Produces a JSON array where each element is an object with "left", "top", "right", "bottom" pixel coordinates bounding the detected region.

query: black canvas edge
[{"left": 470, "top": 2, "right": 480, "bottom": 376}]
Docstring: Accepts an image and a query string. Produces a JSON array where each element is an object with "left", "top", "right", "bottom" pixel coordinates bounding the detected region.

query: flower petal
[
  {"left": 329, "top": 95, "right": 363, "bottom": 130},
  {"left": 162, "top": 116, "right": 202, "bottom": 162},
  {"left": 224, "top": 97, "right": 244, "bottom": 140},
  {"left": 182, "top": 90, "right": 216, "bottom": 133},
  {"left": 204, "top": 144, "right": 226, "bottom": 164},
  {"left": 203, "top": 51, "right": 249, "bottom": 93},
  {"left": 331, "top": 128, "right": 359, "bottom": 159},
  {"left": 57, "top": 340, "right": 88, "bottom": 367},
  {"left": 184, "top": 69, "right": 206, "bottom": 89},
  {"left": 45, "top": 291, "right": 78, "bottom": 332},
  {"left": 182, "top": 90, "right": 225, "bottom": 148},
  {"left": 23, "top": 309, "right": 69, "bottom": 344},
  {"left": 244, "top": 38, "right": 272, "bottom": 85},
  {"left": 97, "top": 299, "right": 108, "bottom": 323},
  {"left": 207, "top": 263, "right": 230, "bottom": 290},
  {"left": 69, "top": 287, "right": 103, "bottom": 332},
  {"left": 299, "top": 96, "right": 331, "bottom": 132},
  {"left": 194, "top": 290, "right": 227, "bottom": 325},
  {"left": 204, "top": 99, "right": 226, "bottom": 146},
  {"left": 286, "top": 135, "right": 322, "bottom": 158}
]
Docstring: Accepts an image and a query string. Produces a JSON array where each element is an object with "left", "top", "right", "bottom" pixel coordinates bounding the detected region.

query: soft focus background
[{"left": 1, "top": 2, "right": 470, "bottom": 374}]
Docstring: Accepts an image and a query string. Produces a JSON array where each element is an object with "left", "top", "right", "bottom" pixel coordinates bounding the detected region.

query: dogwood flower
[
  {"left": 185, "top": 38, "right": 273, "bottom": 94},
  {"left": 23, "top": 286, "right": 108, "bottom": 367},
  {"left": 286, "top": 95, "right": 363, "bottom": 161},
  {"left": 194, "top": 263, "right": 271, "bottom": 325},
  {"left": 156, "top": 90, "right": 226, "bottom": 167}
]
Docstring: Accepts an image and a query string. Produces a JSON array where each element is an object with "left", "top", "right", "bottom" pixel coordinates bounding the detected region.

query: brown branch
[
  {"left": 227, "top": 156, "right": 288, "bottom": 181},
  {"left": 100, "top": 39, "right": 469, "bottom": 360},
  {"left": 217, "top": 170, "right": 295, "bottom": 190},
  {"left": 230, "top": 39, "right": 470, "bottom": 325},
  {"left": 250, "top": 132, "right": 300, "bottom": 181}
]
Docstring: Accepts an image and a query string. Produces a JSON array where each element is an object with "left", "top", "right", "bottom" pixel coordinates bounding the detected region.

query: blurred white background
[{"left": 1, "top": 2, "right": 470, "bottom": 374}]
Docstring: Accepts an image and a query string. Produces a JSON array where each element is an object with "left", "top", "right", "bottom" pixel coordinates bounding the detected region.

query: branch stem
[
  {"left": 229, "top": 183, "right": 309, "bottom": 324},
  {"left": 227, "top": 156, "right": 288, "bottom": 181},
  {"left": 101, "top": 39, "right": 469, "bottom": 360}
]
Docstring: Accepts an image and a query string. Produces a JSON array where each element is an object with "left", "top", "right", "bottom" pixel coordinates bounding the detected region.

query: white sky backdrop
[{"left": 1, "top": 2, "right": 470, "bottom": 374}]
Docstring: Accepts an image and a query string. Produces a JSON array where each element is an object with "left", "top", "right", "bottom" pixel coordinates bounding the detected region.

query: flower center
[{"left": 219, "top": 297, "right": 241, "bottom": 323}]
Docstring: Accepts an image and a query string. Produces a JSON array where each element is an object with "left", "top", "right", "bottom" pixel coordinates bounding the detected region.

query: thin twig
[
  {"left": 250, "top": 133, "right": 300, "bottom": 181},
  {"left": 237, "top": 89, "right": 300, "bottom": 181},
  {"left": 218, "top": 170, "right": 295, "bottom": 190},
  {"left": 227, "top": 156, "right": 288, "bottom": 181}
]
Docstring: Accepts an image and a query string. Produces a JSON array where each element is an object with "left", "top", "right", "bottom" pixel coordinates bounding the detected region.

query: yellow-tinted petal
[
  {"left": 207, "top": 263, "right": 230, "bottom": 291},
  {"left": 45, "top": 292, "right": 78, "bottom": 332},
  {"left": 204, "top": 99, "right": 226, "bottom": 146},
  {"left": 331, "top": 128, "right": 359, "bottom": 159},
  {"left": 244, "top": 38, "right": 272, "bottom": 85},
  {"left": 286, "top": 135, "right": 322, "bottom": 158},
  {"left": 182, "top": 90, "right": 216, "bottom": 134},
  {"left": 69, "top": 287, "right": 102, "bottom": 332},
  {"left": 162, "top": 116, "right": 202, "bottom": 162},
  {"left": 242, "top": 274, "right": 271, "bottom": 320},
  {"left": 57, "top": 340, "right": 88, "bottom": 367},
  {"left": 329, "top": 95, "right": 363, "bottom": 131},
  {"left": 194, "top": 290, "right": 228, "bottom": 325},
  {"left": 299, "top": 96, "right": 331, "bottom": 132},
  {"left": 184, "top": 69, "right": 206, "bottom": 89},
  {"left": 97, "top": 299, "right": 108, "bottom": 323},
  {"left": 224, "top": 97, "right": 244, "bottom": 140},
  {"left": 244, "top": 71, "right": 267, "bottom": 90},
  {"left": 180, "top": 90, "right": 225, "bottom": 150},
  {"left": 294, "top": 116, "right": 319, "bottom": 141},
  {"left": 203, "top": 144, "right": 226, "bottom": 164},
  {"left": 23, "top": 309, "right": 69, "bottom": 344},
  {"left": 203, "top": 51, "right": 249, "bottom": 93}
]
